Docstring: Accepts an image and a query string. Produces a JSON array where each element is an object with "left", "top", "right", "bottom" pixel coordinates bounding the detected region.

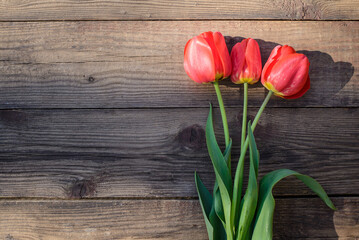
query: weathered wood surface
[
  {"left": 0, "top": 198, "right": 357, "bottom": 239},
  {"left": 0, "top": 0, "right": 358, "bottom": 21},
  {"left": 1, "top": 0, "right": 358, "bottom": 238},
  {"left": 0, "top": 21, "right": 358, "bottom": 108},
  {"left": 0, "top": 107, "right": 357, "bottom": 198}
]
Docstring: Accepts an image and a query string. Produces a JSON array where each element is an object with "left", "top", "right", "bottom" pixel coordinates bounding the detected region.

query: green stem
[
  {"left": 213, "top": 81, "right": 230, "bottom": 148},
  {"left": 213, "top": 81, "right": 232, "bottom": 239},
  {"left": 226, "top": 221, "right": 233, "bottom": 240},
  {"left": 241, "top": 83, "right": 248, "bottom": 149},
  {"left": 251, "top": 90, "right": 273, "bottom": 131},
  {"left": 231, "top": 90, "right": 273, "bottom": 231}
]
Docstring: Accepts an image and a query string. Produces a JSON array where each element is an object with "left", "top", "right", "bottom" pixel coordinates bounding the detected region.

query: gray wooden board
[
  {"left": 0, "top": 21, "right": 358, "bottom": 108},
  {"left": 0, "top": 198, "right": 357, "bottom": 239},
  {"left": 0, "top": 107, "right": 357, "bottom": 198},
  {"left": 0, "top": 0, "right": 358, "bottom": 21}
]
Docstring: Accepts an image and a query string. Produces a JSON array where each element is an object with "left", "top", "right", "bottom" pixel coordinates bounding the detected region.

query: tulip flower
[
  {"left": 230, "top": 38, "right": 262, "bottom": 149},
  {"left": 261, "top": 45, "right": 310, "bottom": 99},
  {"left": 231, "top": 38, "right": 262, "bottom": 85},
  {"left": 184, "top": 31, "right": 231, "bottom": 84},
  {"left": 184, "top": 31, "right": 232, "bottom": 151}
]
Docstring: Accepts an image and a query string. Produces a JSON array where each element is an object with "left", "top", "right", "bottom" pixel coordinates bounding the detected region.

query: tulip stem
[
  {"left": 231, "top": 90, "right": 273, "bottom": 231},
  {"left": 241, "top": 83, "right": 248, "bottom": 149},
  {"left": 213, "top": 81, "right": 230, "bottom": 149},
  {"left": 251, "top": 90, "right": 273, "bottom": 130},
  {"left": 213, "top": 81, "right": 233, "bottom": 240}
]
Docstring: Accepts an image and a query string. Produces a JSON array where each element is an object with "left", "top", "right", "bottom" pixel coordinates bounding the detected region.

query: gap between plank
[
  {"left": 0, "top": 106, "right": 356, "bottom": 111},
  {"left": 0, "top": 19, "right": 358, "bottom": 23},
  {"left": 0, "top": 194, "right": 358, "bottom": 201}
]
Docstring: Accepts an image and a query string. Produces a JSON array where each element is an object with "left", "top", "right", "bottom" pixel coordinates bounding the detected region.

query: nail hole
[{"left": 88, "top": 76, "right": 95, "bottom": 83}]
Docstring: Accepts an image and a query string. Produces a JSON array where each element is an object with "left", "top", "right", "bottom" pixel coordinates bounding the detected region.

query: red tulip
[
  {"left": 261, "top": 45, "right": 310, "bottom": 99},
  {"left": 231, "top": 38, "right": 262, "bottom": 84},
  {"left": 184, "top": 31, "right": 231, "bottom": 84}
]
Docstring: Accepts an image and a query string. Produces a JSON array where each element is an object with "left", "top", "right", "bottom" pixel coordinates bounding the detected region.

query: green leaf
[
  {"left": 223, "top": 140, "right": 232, "bottom": 166},
  {"left": 206, "top": 104, "right": 233, "bottom": 239},
  {"left": 198, "top": 135, "right": 231, "bottom": 239},
  {"left": 213, "top": 184, "right": 225, "bottom": 225},
  {"left": 209, "top": 205, "right": 226, "bottom": 240},
  {"left": 206, "top": 104, "right": 232, "bottom": 194},
  {"left": 252, "top": 169, "right": 336, "bottom": 240},
  {"left": 236, "top": 122, "right": 259, "bottom": 240},
  {"left": 195, "top": 172, "right": 214, "bottom": 240},
  {"left": 213, "top": 139, "right": 233, "bottom": 226}
]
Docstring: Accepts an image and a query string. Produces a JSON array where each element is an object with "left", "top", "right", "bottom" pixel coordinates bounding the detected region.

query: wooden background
[{"left": 0, "top": 0, "right": 358, "bottom": 239}]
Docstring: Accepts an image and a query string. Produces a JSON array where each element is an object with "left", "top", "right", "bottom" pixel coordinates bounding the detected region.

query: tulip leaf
[
  {"left": 209, "top": 195, "right": 227, "bottom": 240},
  {"left": 206, "top": 104, "right": 233, "bottom": 237},
  {"left": 194, "top": 172, "right": 214, "bottom": 240},
  {"left": 223, "top": 141, "right": 232, "bottom": 166},
  {"left": 236, "top": 122, "right": 259, "bottom": 240},
  {"left": 209, "top": 205, "right": 226, "bottom": 240},
  {"left": 206, "top": 104, "right": 233, "bottom": 193},
  {"left": 213, "top": 186, "right": 225, "bottom": 225},
  {"left": 213, "top": 139, "right": 233, "bottom": 226},
  {"left": 252, "top": 169, "right": 336, "bottom": 240}
]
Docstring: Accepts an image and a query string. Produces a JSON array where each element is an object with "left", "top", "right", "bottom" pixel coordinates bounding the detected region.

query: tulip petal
[
  {"left": 213, "top": 32, "right": 232, "bottom": 78},
  {"left": 230, "top": 41, "right": 246, "bottom": 83},
  {"left": 266, "top": 45, "right": 282, "bottom": 63},
  {"left": 262, "top": 45, "right": 296, "bottom": 82},
  {"left": 283, "top": 75, "right": 310, "bottom": 99},
  {"left": 184, "top": 36, "right": 216, "bottom": 83},
  {"left": 280, "top": 45, "right": 296, "bottom": 57},
  {"left": 184, "top": 38, "right": 190, "bottom": 55},
  {"left": 245, "top": 38, "right": 262, "bottom": 84},
  {"left": 266, "top": 53, "right": 309, "bottom": 96},
  {"left": 200, "top": 32, "right": 224, "bottom": 79},
  {"left": 261, "top": 45, "right": 282, "bottom": 83}
]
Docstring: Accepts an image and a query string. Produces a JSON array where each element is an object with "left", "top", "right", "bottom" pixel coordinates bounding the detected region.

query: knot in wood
[{"left": 177, "top": 124, "right": 205, "bottom": 150}]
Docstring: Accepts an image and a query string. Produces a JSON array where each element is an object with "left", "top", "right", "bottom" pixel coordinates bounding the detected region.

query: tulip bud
[
  {"left": 261, "top": 45, "right": 310, "bottom": 99},
  {"left": 231, "top": 38, "right": 262, "bottom": 84},
  {"left": 184, "top": 31, "right": 232, "bottom": 84}
]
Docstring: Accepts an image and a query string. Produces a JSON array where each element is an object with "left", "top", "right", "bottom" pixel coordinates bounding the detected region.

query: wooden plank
[
  {"left": 0, "top": 107, "right": 357, "bottom": 198},
  {"left": 0, "top": 0, "right": 358, "bottom": 21},
  {"left": 0, "top": 21, "right": 358, "bottom": 108},
  {"left": 0, "top": 198, "right": 357, "bottom": 239}
]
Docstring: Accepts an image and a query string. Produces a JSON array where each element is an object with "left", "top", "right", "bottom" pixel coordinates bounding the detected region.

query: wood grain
[
  {"left": 0, "top": 21, "right": 358, "bottom": 108},
  {"left": 0, "top": 0, "right": 358, "bottom": 238},
  {"left": 0, "top": 0, "right": 358, "bottom": 21},
  {"left": 0, "top": 107, "right": 357, "bottom": 198},
  {"left": 0, "top": 198, "right": 357, "bottom": 239}
]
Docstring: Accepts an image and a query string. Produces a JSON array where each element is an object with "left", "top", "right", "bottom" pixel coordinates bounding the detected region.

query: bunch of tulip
[{"left": 184, "top": 32, "right": 335, "bottom": 240}]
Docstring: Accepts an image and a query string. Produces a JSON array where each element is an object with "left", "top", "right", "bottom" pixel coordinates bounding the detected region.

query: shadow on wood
[
  {"left": 224, "top": 36, "right": 354, "bottom": 107},
  {"left": 274, "top": 197, "right": 339, "bottom": 239}
]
